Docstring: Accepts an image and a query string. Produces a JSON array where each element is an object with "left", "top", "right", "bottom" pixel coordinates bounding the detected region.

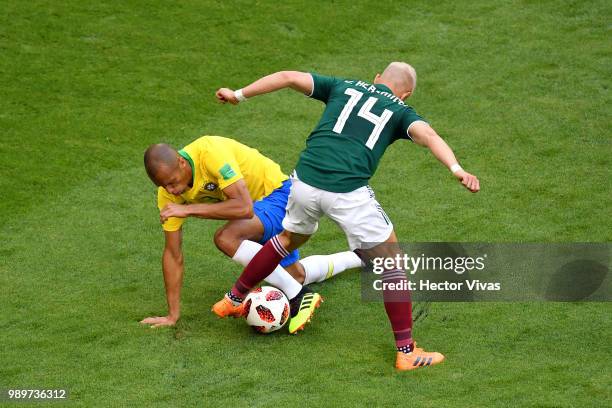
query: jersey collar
[{"left": 178, "top": 149, "right": 195, "bottom": 186}]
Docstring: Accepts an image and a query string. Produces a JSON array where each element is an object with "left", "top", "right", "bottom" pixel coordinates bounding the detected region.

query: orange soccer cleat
[
  {"left": 211, "top": 295, "right": 246, "bottom": 318},
  {"left": 395, "top": 344, "right": 445, "bottom": 371}
]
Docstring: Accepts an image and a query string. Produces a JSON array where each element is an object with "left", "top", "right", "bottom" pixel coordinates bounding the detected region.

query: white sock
[
  {"left": 232, "top": 240, "right": 302, "bottom": 299},
  {"left": 300, "top": 251, "right": 363, "bottom": 285}
]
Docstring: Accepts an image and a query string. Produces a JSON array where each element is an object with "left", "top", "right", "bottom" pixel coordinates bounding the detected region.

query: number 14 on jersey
[{"left": 333, "top": 89, "right": 393, "bottom": 150}]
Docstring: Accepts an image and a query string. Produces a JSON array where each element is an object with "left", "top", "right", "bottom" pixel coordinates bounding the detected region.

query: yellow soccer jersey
[{"left": 158, "top": 136, "right": 288, "bottom": 231}]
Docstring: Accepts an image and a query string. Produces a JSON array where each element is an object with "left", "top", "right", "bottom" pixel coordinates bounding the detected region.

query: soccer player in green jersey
[{"left": 213, "top": 62, "right": 480, "bottom": 370}]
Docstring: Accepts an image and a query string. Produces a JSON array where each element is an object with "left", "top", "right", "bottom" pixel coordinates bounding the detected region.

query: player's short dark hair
[{"left": 143, "top": 143, "right": 178, "bottom": 182}]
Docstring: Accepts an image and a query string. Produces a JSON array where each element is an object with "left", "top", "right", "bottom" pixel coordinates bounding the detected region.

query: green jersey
[{"left": 295, "top": 73, "right": 426, "bottom": 193}]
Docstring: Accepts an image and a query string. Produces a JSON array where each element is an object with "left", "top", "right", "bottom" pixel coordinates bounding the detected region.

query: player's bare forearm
[
  {"left": 141, "top": 232, "right": 183, "bottom": 328},
  {"left": 425, "top": 133, "right": 459, "bottom": 169},
  {"left": 216, "top": 71, "right": 313, "bottom": 103},
  {"left": 409, "top": 121, "right": 480, "bottom": 193},
  {"left": 185, "top": 199, "right": 254, "bottom": 220},
  {"left": 161, "top": 246, "right": 183, "bottom": 321},
  {"left": 409, "top": 122, "right": 456, "bottom": 166},
  {"left": 159, "top": 201, "right": 252, "bottom": 222}
]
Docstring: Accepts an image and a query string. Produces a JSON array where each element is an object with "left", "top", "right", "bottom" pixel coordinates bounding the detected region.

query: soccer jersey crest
[{"left": 204, "top": 182, "right": 218, "bottom": 191}]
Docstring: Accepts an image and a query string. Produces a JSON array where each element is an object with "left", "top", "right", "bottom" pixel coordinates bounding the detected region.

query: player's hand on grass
[
  {"left": 160, "top": 203, "right": 189, "bottom": 223},
  {"left": 140, "top": 315, "right": 178, "bottom": 328},
  {"left": 455, "top": 170, "right": 480, "bottom": 193},
  {"left": 215, "top": 88, "right": 239, "bottom": 105}
]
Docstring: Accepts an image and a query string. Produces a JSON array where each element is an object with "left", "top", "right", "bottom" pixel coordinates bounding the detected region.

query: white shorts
[{"left": 282, "top": 175, "right": 394, "bottom": 250}]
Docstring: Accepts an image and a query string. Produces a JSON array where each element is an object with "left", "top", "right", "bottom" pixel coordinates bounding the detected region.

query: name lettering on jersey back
[{"left": 344, "top": 80, "right": 406, "bottom": 106}]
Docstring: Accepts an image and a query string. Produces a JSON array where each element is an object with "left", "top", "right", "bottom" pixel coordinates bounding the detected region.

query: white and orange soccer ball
[{"left": 244, "top": 286, "right": 290, "bottom": 333}]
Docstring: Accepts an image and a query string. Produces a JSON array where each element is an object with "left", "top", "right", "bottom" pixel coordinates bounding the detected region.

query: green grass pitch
[{"left": 1, "top": 1, "right": 610, "bottom": 406}]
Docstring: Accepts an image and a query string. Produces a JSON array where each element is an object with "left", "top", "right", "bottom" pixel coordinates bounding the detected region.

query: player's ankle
[
  {"left": 226, "top": 291, "right": 244, "bottom": 306},
  {"left": 397, "top": 342, "right": 414, "bottom": 355}
]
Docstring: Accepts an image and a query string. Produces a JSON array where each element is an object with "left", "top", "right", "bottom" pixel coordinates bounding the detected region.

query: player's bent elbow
[
  {"left": 233, "top": 201, "right": 254, "bottom": 219},
  {"left": 239, "top": 205, "right": 254, "bottom": 219},
  {"left": 281, "top": 71, "right": 307, "bottom": 88},
  {"left": 278, "top": 70, "right": 293, "bottom": 83}
]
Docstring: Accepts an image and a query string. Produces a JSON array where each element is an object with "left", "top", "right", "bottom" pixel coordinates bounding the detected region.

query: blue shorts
[{"left": 253, "top": 179, "right": 300, "bottom": 268}]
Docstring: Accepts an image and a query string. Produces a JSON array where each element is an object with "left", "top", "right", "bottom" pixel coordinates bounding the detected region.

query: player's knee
[
  {"left": 214, "top": 226, "right": 241, "bottom": 257},
  {"left": 277, "top": 231, "right": 292, "bottom": 250},
  {"left": 288, "top": 262, "right": 306, "bottom": 284},
  {"left": 278, "top": 230, "right": 309, "bottom": 252}
]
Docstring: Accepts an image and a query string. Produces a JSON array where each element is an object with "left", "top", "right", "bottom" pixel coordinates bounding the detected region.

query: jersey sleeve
[
  {"left": 203, "top": 143, "right": 244, "bottom": 191},
  {"left": 158, "top": 187, "right": 186, "bottom": 232},
  {"left": 398, "top": 106, "right": 428, "bottom": 141},
  {"left": 308, "top": 73, "right": 340, "bottom": 102}
]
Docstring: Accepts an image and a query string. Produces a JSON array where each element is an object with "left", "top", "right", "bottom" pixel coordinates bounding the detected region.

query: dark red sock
[
  {"left": 230, "top": 235, "right": 289, "bottom": 299},
  {"left": 382, "top": 269, "right": 414, "bottom": 350}
]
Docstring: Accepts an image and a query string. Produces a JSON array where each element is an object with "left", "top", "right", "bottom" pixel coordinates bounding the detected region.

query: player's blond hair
[{"left": 381, "top": 62, "right": 417, "bottom": 93}]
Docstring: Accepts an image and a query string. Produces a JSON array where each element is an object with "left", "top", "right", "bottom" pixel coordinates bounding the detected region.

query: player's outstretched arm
[
  {"left": 216, "top": 71, "right": 313, "bottom": 104},
  {"left": 409, "top": 121, "right": 480, "bottom": 193},
  {"left": 140, "top": 230, "right": 184, "bottom": 327}
]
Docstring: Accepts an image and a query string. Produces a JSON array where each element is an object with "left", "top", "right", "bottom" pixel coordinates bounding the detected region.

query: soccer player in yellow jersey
[{"left": 140, "top": 136, "right": 361, "bottom": 332}]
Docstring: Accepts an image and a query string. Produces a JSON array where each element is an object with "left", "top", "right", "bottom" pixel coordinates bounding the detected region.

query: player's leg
[
  {"left": 326, "top": 185, "right": 444, "bottom": 370},
  {"left": 213, "top": 217, "right": 303, "bottom": 301},
  {"left": 235, "top": 177, "right": 361, "bottom": 287},
  {"left": 298, "top": 251, "right": 363, "bottom": 285},
  {"left": 247, "top": 177, "right": 351, "bottom": 332},
  {"left": 269, "top": 231, "right": 324, "bottom": 334},
  {"left": 215, "top": 183, "right": 361, "bottom": 287},
  {"left": 281, "top": 261, "right": 306, "bottom": 283},
  {"left": 212, "top": 178, "right": 322, "bottom": 319},
  {"left": 211, "top": 228, "right": 312, "bottom": 319},
  {"left": 223, "top": 229, "right": 311, "bottom": 305},
  {"left": 364, "top": 233, "right": 444, "bottom": 370}
]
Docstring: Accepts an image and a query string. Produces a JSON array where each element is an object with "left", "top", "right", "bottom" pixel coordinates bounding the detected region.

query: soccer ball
[{"left": 244, "top": 286, "right": 290, "bottom": 334}]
